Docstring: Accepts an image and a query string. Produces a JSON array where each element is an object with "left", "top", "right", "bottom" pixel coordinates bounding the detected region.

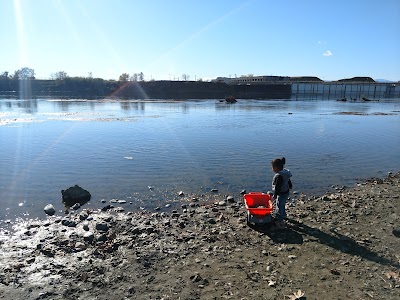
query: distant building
[
  {"left": 288, "top": 76, "right": 323, "bottom": 82},
  {"left": 212, "top": 75, "right": 291, "bottom": 85},
  {"left": 212, "top": 75, "right": 322, "bottom": 85},
  {"left": 212, "top": 77, "right": 233, "bottom": 84}
]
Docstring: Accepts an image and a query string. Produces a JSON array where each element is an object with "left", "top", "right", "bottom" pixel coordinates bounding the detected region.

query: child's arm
[{"left": 273, "top": 175, "right": 283, "bottom": 198}]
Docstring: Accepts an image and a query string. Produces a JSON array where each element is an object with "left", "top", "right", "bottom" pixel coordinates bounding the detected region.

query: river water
[{"left": 1, "top": 98, "right": 399, "bottom": 223}]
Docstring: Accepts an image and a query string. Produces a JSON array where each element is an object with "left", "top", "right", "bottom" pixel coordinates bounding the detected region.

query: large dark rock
[{"left": 61, "top": 185, "right": 91, "bottom": 208}]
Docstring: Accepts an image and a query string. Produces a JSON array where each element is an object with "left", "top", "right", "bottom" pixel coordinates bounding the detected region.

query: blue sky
[{"left": 1, "top": 0, "right": 399, "bottom": 81}]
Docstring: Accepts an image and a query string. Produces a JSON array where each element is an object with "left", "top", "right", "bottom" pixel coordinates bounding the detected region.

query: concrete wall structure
[{"left": 291, "top": 82, "right": 400, "bottom": 99}]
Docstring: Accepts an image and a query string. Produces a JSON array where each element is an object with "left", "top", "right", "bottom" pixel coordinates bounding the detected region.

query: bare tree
[
  {"left": 0, "top": 71, "right": 9, "bottom": 78},
  {"left": 51, "top": 71, "right": 68, "bottom": 80},
  {"left": 130, "top": 73, "right": 138, "bottom": 82},
  {"left": 182, "top": 74, "right": 190, "bottom": 81},
  {"left": 13, "top": 67, "right": 35, "bottom": 80},
  {"left": 138, "top": 72, "right": 144, "bottom": 81},
  {"left": 119, "top": 73, "right": 129, "bottom": 82}
]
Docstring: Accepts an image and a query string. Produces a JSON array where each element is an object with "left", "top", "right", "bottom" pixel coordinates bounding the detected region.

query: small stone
[
  {"left": 75, "top": 242, "right": 86, "bottom": 251},
  {"left": 190, "top": 273, "right": 202, "bottom": 283},
  {"left": 101, "top": 205, "right": 113, "bottom": 211},
  {"left": 240, "top": 189, "right": 246, "bottom": 195},
  {"left": 207, "top": 218, "right": 216, "bottom": 224},
  {"left": 178, "top": 191, "right": 184, "bottom": 196},
  {"left": 44, "top": 204, "right": 56, "bottom": 216},
  {"left": 211, "top": 189, "right": 218, "bottom": 193},
  {"left": 97, "top": 234, "right": 108, "bottom": 242},
  {"left": 96, "top": 222, "right": 109, "bottom": 232},
  {"left": 83, "top": 231, "right": 94, "bottom": 242},
  {"left": 288, "top": 255, "right": 297, "bottom": 259},
  {"left": 392, "top": 228, "right": 400, "bottom": 238},
  {"left": 68, "top": 221, "right": 77, "bottom": 227},
  {"left": 268, "top": 280, "right": 276, "bottom": 287},
  {"left": 26, "top": 257, "right": 35, "bottom": 264},
  {"left": 226, "top": 196, "right": 235, "bottom": 203},
  {"left": 79, "top": 213, "right": 88, "bottom": 221},
  {"left": 218, "top": 201, "right": 227, "bottom": 207},
  {"left": 71, "top": 203, "right": 81, "bottom": 210},
  {"left": 118, "top": 200, "right": 127, "bottom": 204},
  {"left": 61, "top": 219, "right": 71, "bottom": 226},
  {"left": 82, "top": 221, "right": 90, "bottom": 231}
]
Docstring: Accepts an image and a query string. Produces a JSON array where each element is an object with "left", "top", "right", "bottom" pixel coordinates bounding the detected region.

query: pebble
[
  {"left": 82, "top": 221, "right": 90, "bottom": 231},
  {"left": 71, "top": 203, "right": 81, "bottom": 210},
  {"left": 79, "top": 213, "right": 88, "bottom": 221},
  {"left": 83, "top": 231, "right": 94, "bottom": 242},
  {"left": 101, "top": 205, "right": 113, "bottom": 211},
  {"left": 392, "top": 228, "right": 400, "bottom": 238},
  {"left": 44, "top": 204, "right": 56, "bottom": 216},
  {"left": 75, "top": 242, "right": 86, "bottom": 251},
  {"left": 96, "top": 222, "right": 109, "bottom": 232}
]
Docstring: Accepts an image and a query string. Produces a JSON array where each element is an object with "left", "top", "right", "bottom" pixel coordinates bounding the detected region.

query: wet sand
[{"left": 0, "top": 172, "right": 399, "bottom": 299}]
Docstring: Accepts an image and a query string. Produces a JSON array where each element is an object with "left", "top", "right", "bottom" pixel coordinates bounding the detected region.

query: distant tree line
[
  {"left": 0, "top": 67, "right": 295, "bottom": 99},
  {"left": 1, "top": 67, "right": 36, "bottom": 80},
  {"left": 0, "top": 67, "right": 122, "bottom": 98},
  {"left": 0, "top": 67, "right": 222, "bottom": 99}
]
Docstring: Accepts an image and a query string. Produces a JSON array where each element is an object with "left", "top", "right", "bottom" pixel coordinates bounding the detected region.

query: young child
[{"left": 271, "top": 157, "right": 292, "bottom": 228}]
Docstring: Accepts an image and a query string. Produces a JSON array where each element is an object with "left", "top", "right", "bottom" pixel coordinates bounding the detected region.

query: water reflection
[
  {"left": 1, "top": 98, "right": 399, "bottom": 119},
  {"left": 0, "top": 99, "right": 38, "bottom": 114},
  {"left": 119, "top": 101, "right": 145, "bottom": 111}
]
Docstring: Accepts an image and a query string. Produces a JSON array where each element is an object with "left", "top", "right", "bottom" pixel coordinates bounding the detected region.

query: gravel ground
[{"left": 0, "top": 172, "right": 399, "bottom": 300}]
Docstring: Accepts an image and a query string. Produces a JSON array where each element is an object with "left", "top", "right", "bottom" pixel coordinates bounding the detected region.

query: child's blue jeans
[{"left": 275, "top": 192, "right": 289, "bottom": 221}]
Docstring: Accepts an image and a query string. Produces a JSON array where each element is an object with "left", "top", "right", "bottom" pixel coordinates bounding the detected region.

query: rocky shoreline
[{"left": 1, "top": 173, "right": 399, "bottom": 300}]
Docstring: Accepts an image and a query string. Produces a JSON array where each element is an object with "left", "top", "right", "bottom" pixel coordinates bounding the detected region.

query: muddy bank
[{"left": 0, "top": 173, "right": 399, "bottom": 300}]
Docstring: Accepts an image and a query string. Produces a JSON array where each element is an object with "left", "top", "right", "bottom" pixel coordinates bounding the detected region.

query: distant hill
[
  {"left": 337, "top": 77, "right": 375, "bottom": 83},
  {"left": 375, "top": 79, "right": 395, "bottom": 83}
]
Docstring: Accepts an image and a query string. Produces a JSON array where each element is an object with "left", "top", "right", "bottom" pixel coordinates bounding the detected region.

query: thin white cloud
[{"left": 323, "top": 50, "right": 333, "bottom": 56}]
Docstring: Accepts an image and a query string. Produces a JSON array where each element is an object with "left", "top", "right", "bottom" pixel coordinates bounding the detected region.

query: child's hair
[{"left": 271, "top": 157, "right": 286, "bottom": 170}]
